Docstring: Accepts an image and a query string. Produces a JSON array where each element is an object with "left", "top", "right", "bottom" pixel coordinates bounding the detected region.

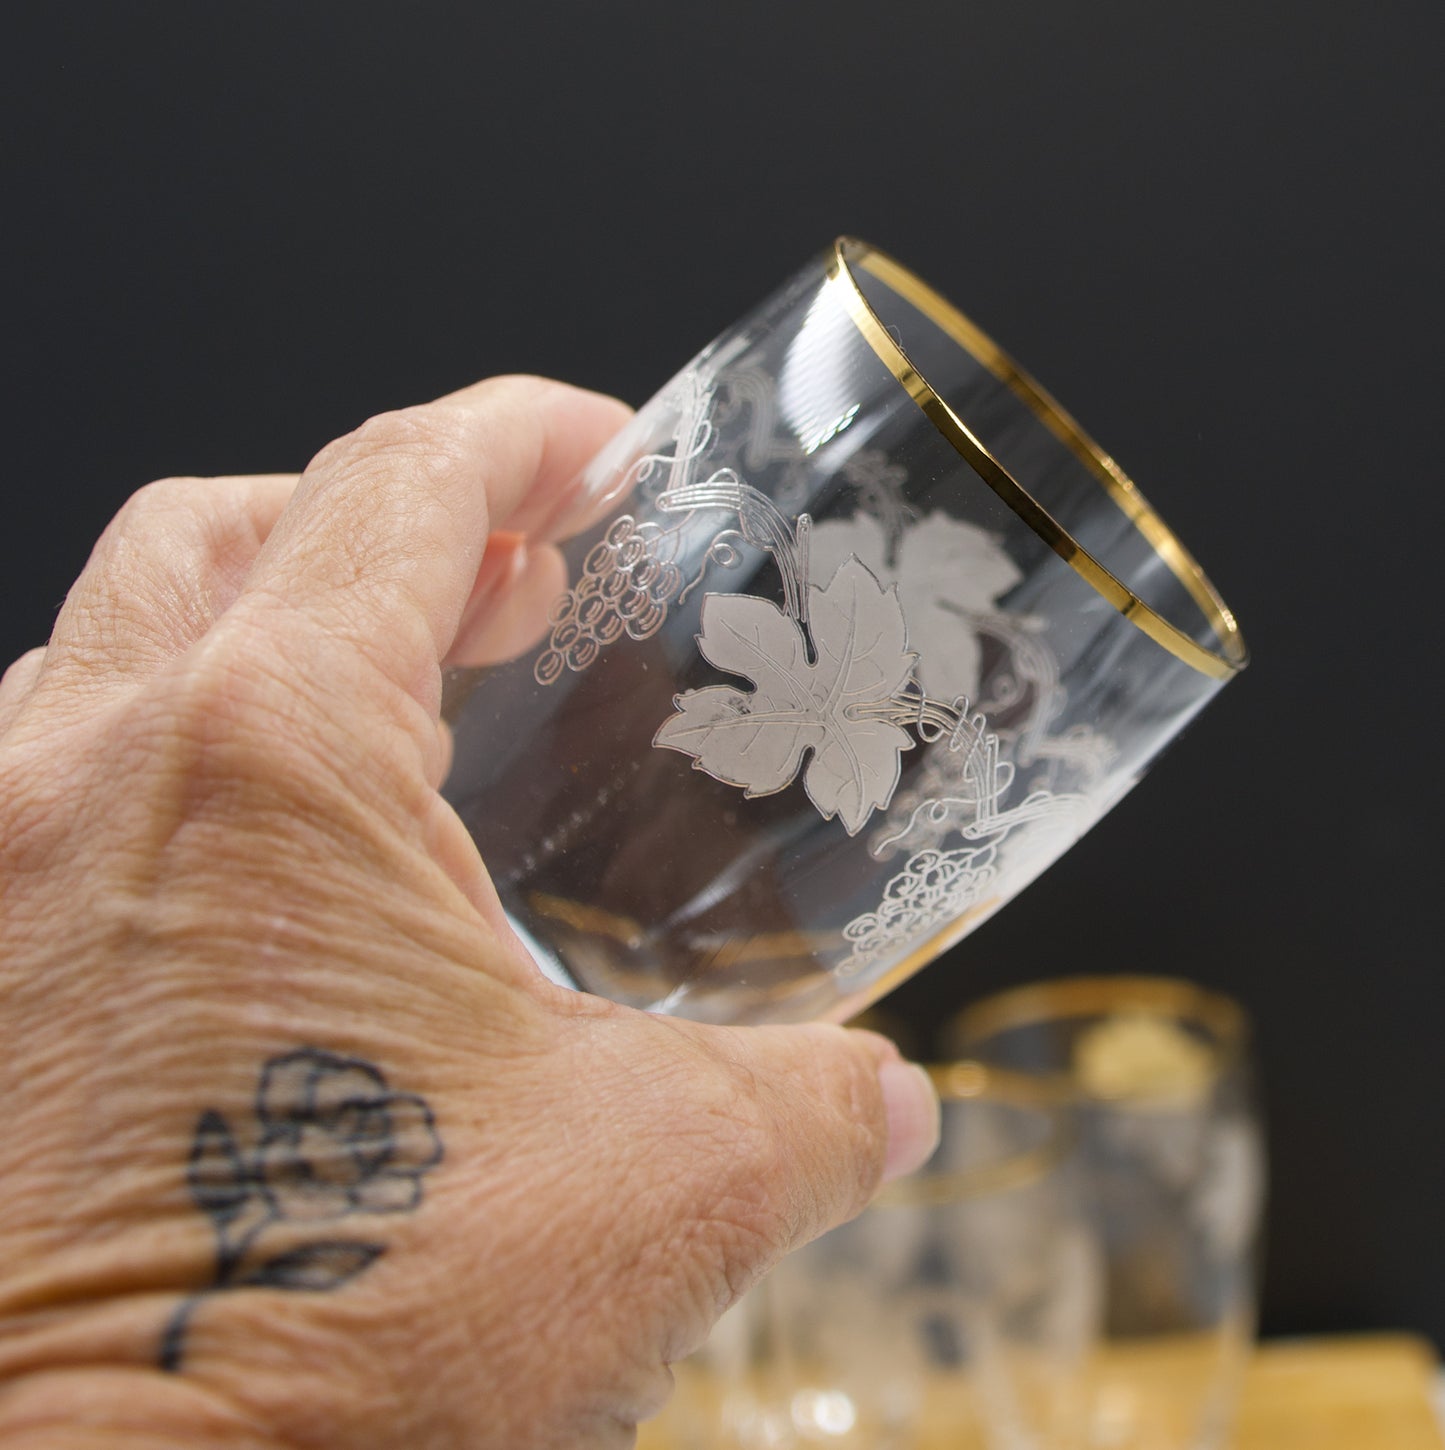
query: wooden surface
[
  {"left": 1232, "top": 1336, "right": 1442, "bottom": 1449},
  {"left": 639, "top": 1334, "right": 1444, "bottom": 1448}
]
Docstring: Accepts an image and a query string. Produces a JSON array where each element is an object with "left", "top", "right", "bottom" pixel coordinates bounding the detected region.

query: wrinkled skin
[{"left": 0, "top": 378, "right": 939, "bottom": 1450}]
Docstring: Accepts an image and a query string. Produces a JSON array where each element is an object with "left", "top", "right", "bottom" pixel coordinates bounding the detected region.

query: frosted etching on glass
[
  {"left": 654, "top": 558, "right": 916, "bottom": 836},
  {"left": 441, "top": 242, "right": 1244, "bottom": 1026},
  {"left": 528, "top": 355, "right": 1115, "bottom": 982}
]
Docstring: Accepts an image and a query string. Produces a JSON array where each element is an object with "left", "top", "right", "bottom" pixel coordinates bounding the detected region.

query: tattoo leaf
[
  {"left": 238, "top": 1240, "right": 386, "bottom": 1292},
  {"left": 187, "top": 1110, "right": 251, "bottom": 1227}
]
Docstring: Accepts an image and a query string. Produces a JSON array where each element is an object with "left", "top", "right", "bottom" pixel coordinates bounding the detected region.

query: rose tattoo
[{"left": 161, "top": 1049, "right": 443, "bottom": 1371}]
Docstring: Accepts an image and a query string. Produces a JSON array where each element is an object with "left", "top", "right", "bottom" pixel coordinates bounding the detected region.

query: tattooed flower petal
[
  {"left": 352, "top": 1173, "right": 425, "bottom": 1215},
  {"left": 374, "top": 1093, "right": 444, "bottom": 1175},
  {"left": 254, "top": 1050, "right": 442, "bottom": 1222},
  {"left": 309, "top": 1062, "right": 391, "bottom": 1118}
]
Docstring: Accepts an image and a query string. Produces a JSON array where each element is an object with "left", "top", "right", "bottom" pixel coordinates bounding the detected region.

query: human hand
[{"left": 0, "top": 377, "right": 940, "bottom": 1450}]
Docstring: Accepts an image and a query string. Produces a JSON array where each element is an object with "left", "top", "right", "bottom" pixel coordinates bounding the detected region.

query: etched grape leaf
[
  {"left": 654, "top": 556, "right": 916, "bottom": 834},
  {"left": 810, "top": 511, "right": 1023, "bottom": 703}
]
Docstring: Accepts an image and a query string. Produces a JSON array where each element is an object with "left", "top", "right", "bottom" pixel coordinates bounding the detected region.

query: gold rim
[
  {"left": 826, "top": 238, "right": 1248, "bottom": 680},
  {"left": 873, "top": 1059, "right": 1074, "bottom": 1209},
  {"left": 949, "top": 975, "right": 1250, "bottom": 1090}
]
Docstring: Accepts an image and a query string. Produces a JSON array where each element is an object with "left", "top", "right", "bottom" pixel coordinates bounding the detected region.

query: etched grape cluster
[
  {"left": 839, "top": 843, "right": 999, "bottom": 976},
  {"left": 533, "top": 516, "right": 685, "bottom": 685}
]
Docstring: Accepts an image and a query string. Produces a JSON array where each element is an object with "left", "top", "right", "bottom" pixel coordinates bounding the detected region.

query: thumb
[
  {"left": 616, "top": 1015, "right": 940, "bottom": 1360},
  {"left": 683, "top": 1021, "right": 942, "bottom": 1243}
]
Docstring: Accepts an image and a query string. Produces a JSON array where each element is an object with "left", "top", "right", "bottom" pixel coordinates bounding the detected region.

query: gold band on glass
[
  {"left": 873, "top": 1059, "right": 1074, "bottom": 1209},
  {"left": 949, "top": 975, "right": 1251, "bottom": 1085},
  {"left": 827, "top": 239, "right": 1248, "bottom": 680}
]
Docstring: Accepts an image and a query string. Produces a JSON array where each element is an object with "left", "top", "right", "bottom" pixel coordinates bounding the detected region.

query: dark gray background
[{"left": 3, "top": 2, "right": 1441, "bottom": 1342}]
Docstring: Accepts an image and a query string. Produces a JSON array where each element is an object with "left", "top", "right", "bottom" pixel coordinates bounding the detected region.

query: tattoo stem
[{"left": 159, "top": 1296, "right": 202, "bottom": 1373}]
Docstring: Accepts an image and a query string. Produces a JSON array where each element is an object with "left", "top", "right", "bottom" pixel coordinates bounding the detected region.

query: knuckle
[
  {"left": 138, "top": 622, "right": 312, "bottom": 793},
  {"left": 621, "top": 1136, "right": 783, "bottom": 1334},
  {"left": 656, "top": 1047, "right": 795, "bottom": 1266},
  {"left": 712, "top": 1025, "right": 886, "bottom": 1229},
  {"left": 140, "top": 614, "right": 427, "bottom": 832},
  {"left": 94, "top": 648, "right": 363, "bottom": 910},
  {"left": 797, "top": 1024, "right": 891, "bottom": 1209},
  {"left": 0, "top": 646, "right": 44, "bottom": 693},
  {"left": 309, "top": 405, "right": 465, "bottom": 481},
  {"left": 111, "top": 476, "right": 206, "bottom": 531}
]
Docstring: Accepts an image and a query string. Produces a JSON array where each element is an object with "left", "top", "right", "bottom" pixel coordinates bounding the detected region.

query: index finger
[{"left": 239, "top": 376, "right": 632, "bottom": 710}]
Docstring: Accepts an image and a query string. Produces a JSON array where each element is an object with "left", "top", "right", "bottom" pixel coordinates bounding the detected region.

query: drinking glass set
[
  {"left": 441, "top": 240, "right": 1255, "bottom": 1446},
  {"left": 641, "top": 977, "right": 1264, "bottom": 1450}
]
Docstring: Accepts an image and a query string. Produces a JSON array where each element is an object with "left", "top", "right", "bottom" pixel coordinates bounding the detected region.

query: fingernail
[{"left": 879, "top": 1060, "right": 941, "bottom": 1183}]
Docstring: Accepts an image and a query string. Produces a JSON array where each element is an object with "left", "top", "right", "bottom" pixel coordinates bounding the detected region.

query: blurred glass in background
[
  {"left": 642, "top": 977, "right": 1263, "bottom": 1449},
  {"left": 644, "top": 1060, "right": 1092, "bottom": 1448},
  {"left": 951, "top": 977, "right": 1265, "bottom": 1449}
]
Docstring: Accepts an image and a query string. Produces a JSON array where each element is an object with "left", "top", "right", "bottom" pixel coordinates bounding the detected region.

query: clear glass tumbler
[
  {"left": 950, "top": 978, "right": 1265, "bottom": 1450},
  {"left": 443, "top": 239, "right": 1247, "bottom": 1023},
  {"left": 639, "top": 1062, "right": 1094, "bottom": 1450}
]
